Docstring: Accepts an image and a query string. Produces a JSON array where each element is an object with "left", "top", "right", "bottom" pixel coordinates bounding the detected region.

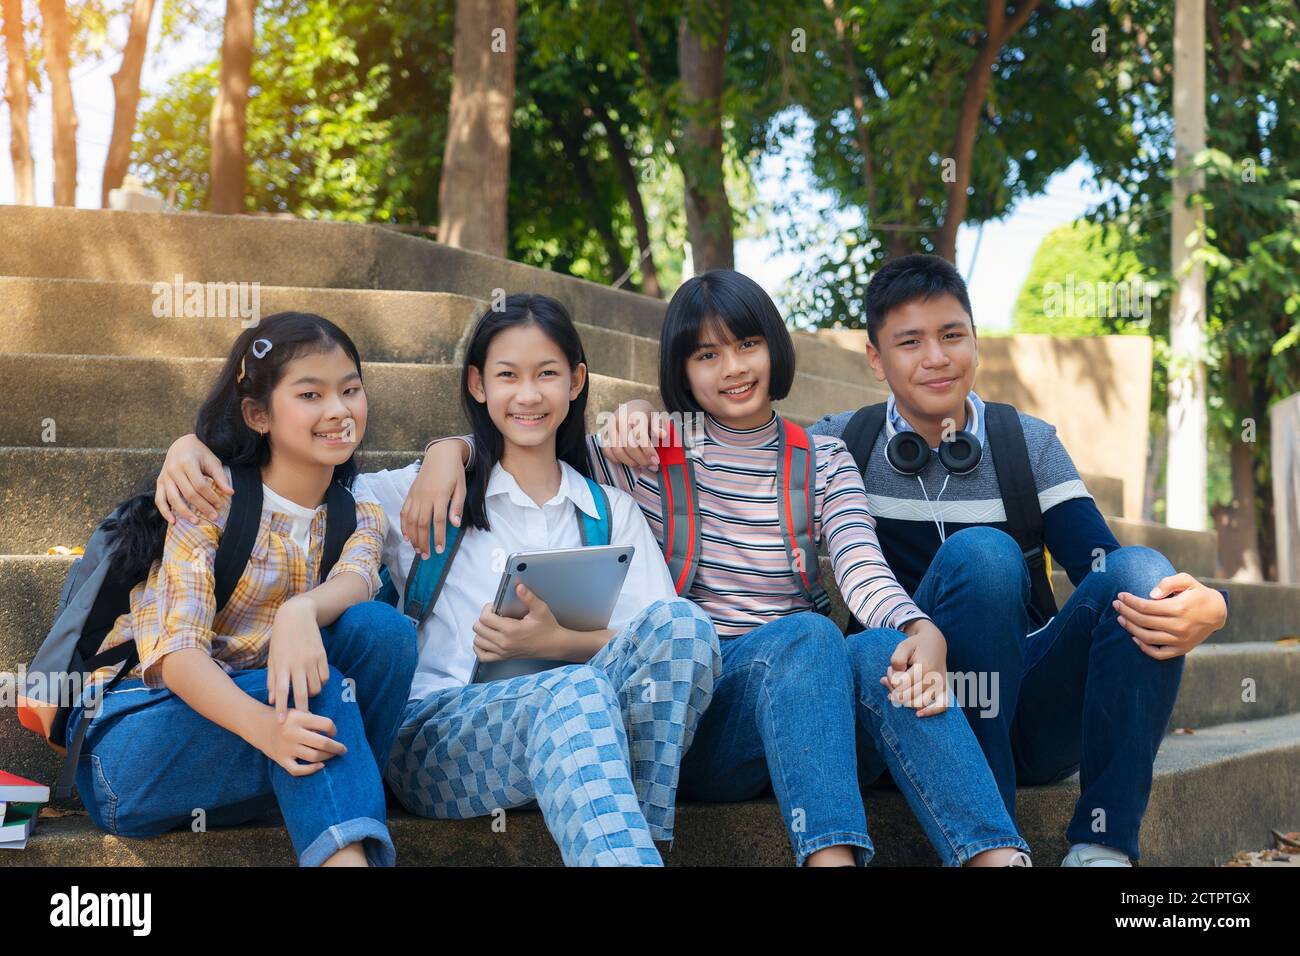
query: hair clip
[{"left": 237, "top": 339, "right": 273, "bottom": 383}]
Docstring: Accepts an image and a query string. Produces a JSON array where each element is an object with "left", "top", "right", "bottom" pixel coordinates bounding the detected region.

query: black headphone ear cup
[
  {"left": 886, "top": 431, "right": 930, "bottom": 475},
  {"left": 938, "top": 431, "right": 982, "bottom": 475}
]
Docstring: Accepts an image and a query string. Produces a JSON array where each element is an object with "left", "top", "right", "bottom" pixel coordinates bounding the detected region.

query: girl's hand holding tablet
[{"left": 472, "top": 583, "right": 567, "bottom": 662}]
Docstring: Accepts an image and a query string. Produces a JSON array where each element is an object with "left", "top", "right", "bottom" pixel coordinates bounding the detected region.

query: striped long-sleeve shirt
[{"left": 585, "top": 412, "right": 930, "bottom": 638}]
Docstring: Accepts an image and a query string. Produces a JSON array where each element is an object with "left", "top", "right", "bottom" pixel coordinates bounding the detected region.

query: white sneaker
[{"left": 1061, "top": 843, "right": 1132, "bottom": 867}]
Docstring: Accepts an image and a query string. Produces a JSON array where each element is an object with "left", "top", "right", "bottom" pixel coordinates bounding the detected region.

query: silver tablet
[{"left": 471, "top": 544, "right": 635, "bottom": 683}]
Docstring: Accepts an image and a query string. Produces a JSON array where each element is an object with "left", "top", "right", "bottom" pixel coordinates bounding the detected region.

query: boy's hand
[
  {"left": 1115, "top": 573, "right": 1228, "bottom": 661},
  {"left": 472, "top": 584, "right": 562, "bottom": 661},
  {"left": 156, "top": 433, "right": 231, "bottom": 524},
  {"left": 267, "top": 596, "right": 329, "bottom": 722},
  {"left": 881, "top": 618, "right": 949, "bottom": 717},
  {"left": 402, "top": 439, "right": 468, "bottom": 559},
  {"left": 597, "top": 399, "right": 666, "bottom": 471}
]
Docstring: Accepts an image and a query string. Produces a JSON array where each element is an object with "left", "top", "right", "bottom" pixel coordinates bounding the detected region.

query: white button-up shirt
[{"left": 353, "top": 459, "right": 678, "bottom": 701}]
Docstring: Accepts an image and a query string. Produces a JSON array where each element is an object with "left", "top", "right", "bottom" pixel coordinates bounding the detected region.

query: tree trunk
[
  {"left": 540, "top": 101, "right": 629, "bottom": 284},
  {"left": 677, "top": 0, "right": 734, "bottom": 271},
  {"left": 209, "top": 0, "right": 255, "bottom": 215},
  {"left": 39, "top": 0, "right": 78, "bottom": 206},
  {"left": 2, "top": 0, "right": 34, "bottom": 204},
  {"left": 101, "top": 0, "right": 157, "bottom": 207},
  {"left": 1166, "top": 0, "right": 1209, "bottom": 531},
  {"left": 592, "top": 102, "right": 660, "bottom": 296},
  {"left": 934, "top": 0, "right": 1040, "bottom": 262},
  {"left": 824, "top": 0, "right": 878, "bottom": 216},
  {"left": 1212, "top": 356, "right": 1263, "bottom": 579},
  {"left": 438, "top": 0, "right": 517, "bottom": 257}
]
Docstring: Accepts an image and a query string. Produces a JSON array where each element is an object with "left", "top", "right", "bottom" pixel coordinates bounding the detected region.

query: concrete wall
[{"left": 815, "top": 329, "right": 1153, "bottom": 520}]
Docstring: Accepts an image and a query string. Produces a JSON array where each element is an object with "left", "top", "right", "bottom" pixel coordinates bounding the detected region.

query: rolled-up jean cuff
[
  {"left": 948, "top": 834, "right": 1031, "bottom": 867},
  {"left": 299, "top": 816, "right": 395, "bottom": 867},
  {"left": 796, "top": 831, "right": 874, "bottom": 867}
]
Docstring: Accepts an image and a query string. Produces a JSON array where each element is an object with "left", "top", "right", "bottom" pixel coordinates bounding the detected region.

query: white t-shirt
[
  {"left": 260, "top": 483, "right": 324, "bottom": 554},
  {"left": 353, "top": 460, "right": 678, "bottom": 701},
  {"left": 220, "top": 464, "right": 324, "bottom": 555}
]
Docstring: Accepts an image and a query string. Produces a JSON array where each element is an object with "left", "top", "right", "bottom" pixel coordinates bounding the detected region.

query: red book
[{"left": 0, "top": 770, "right": 50, "bottom": 804}]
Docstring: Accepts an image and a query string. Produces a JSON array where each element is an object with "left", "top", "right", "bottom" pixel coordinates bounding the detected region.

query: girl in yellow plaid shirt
[{"left": 64, "top": 312, "right": 418, "bottom": 866}]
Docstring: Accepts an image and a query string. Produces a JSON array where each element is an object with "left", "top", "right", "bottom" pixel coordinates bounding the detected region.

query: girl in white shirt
[{"left": 378, "top": 293, "right": 721, "bottom": 866}]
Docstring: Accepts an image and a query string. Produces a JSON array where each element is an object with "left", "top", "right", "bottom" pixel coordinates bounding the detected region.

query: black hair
[
  {"left": 107, "top": 312, "right": 365, "bottom": 583},
  {"left": 658, "top": 269, "right": 796, "bottom": 415},
  {"left": 460, "top": 293, "right": 591, "bottom": 532},
  {"left": 865, "top": 254, "right": 975, "bottom": 347}
]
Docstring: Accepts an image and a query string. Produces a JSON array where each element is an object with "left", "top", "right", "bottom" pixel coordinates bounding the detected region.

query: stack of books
[{"left": 0, "top": 770, "right": 49, "bottom": 850}]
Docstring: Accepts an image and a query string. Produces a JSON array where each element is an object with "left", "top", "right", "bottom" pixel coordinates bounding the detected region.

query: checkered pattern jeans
[{"left": 385, "top": 598, "right": 721, "bottom": 866}]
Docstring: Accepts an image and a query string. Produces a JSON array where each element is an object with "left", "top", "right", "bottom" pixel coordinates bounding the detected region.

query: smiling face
[
  {"left": 466, "top": 322, "right": 587, "bottom": 456},
  {"left": 866, "top": 292, "right": 978, "bottom": 426},
  {"left": 683, "top": 318, "right": 773, "bottom": 429},
  {"left": 242, "top": 344, "right": 368, "bottom": 468}
]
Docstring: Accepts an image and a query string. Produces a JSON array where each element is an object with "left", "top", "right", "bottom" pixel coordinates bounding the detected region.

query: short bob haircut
[{"left": 658, "top": 269, "right": 796, "bottom": 415}]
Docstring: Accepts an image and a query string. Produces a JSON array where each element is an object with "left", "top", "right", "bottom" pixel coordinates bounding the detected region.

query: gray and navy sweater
[{"left": 810, "top": 391, "right": 1121, "bottom": 631}]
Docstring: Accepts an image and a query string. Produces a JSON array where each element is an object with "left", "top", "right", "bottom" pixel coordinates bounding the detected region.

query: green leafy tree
[{"left": 1082, "top": 0, "right": 1300, "bottom": 578}]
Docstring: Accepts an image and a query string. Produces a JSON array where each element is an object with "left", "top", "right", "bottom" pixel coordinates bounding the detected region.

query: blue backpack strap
[
  {"left": 577, "top": 477, "right": 612, "bottom": 546},
  {"left": 777, "top": 418, "right": 832, "bottom": 616},
  {"left": 376, "top": 564, "right": 400, "bottom": 607},
  {"left": 399, "top": 523, "right": 465, "bottom": 627}
]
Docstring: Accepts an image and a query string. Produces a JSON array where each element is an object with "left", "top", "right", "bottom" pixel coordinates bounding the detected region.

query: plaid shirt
[{"left": 90, "top": 489, "right": 386, "bottom": 693}]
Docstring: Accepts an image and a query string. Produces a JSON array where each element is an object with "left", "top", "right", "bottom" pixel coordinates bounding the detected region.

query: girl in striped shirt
[{"left": 412, "top": 272, "right": 1031, "bottom": 867}]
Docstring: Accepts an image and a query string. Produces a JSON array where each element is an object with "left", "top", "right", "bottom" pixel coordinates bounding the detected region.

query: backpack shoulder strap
[
  {"left": 840, "top": 403, "right": 888, "bottom": 475},
  {"left": 214, "top": 464, "right": 263, "bottom": 613},
  {"left": 320, "top": 480, "right": 358, "bottom": 581},
  {"left": 777, "top": 418, "right": 831, "bottom": 616},
  {"left": 984, "top": 401, "right": 1057, "bottom": 620},
  {"left": 656, "top": 420, "right": 702, "bottom": 596},
  {"left": 578, "top": 478, "right": 612, "bottom": 547},
  {"left": 400, "top": 523, "right": 464, "bottom": 627},
  {"left": 983, "top": 402, "right": 1041, "bottom": 550}
]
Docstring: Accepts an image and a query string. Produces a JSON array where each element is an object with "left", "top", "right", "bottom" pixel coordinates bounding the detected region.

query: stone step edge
[{"left": 5, "top": 711, "right": 1296, "bottom": 867}]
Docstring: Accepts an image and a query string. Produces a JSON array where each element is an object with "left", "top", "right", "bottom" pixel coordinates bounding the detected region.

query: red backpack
[{"left": 655, "top": 416, "right": 832, "bottom": 616}]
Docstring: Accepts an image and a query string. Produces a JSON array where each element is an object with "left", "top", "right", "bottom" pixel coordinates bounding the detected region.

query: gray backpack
[{"left": 19, "top": 464, "right": 356, "bottom": 798}]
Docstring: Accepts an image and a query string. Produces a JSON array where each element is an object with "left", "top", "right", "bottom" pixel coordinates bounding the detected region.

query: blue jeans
[
  {"left": 66, "top": 601, "right": 419, "bottom": 866},
  {"left": 677, "top": 611, "right": 1028, "bottom": 866},
  {"left": 386, "top": 598, "right": 721, "bottom": 867},
  {"left": 913, "top": 527, "right": 1184, "bottom": 860}
]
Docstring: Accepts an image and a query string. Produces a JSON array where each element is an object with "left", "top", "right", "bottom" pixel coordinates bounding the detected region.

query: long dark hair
[
  {"left": 106, "top": 312, "right": 365, "bottom": 582},
  {"left": 460, "top": 293, "right": 591, "bottom": 532}
]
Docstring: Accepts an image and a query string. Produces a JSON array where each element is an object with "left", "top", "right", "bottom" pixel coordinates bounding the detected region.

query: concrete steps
[
  {"left": 6, "top": 712, "right": 1296, "bottom": 867},
  {"left": 0, "top": 349, "right": 876, "bottom": 451},
  {"left": 1, "top": 205, "right": 1294, "bottom": 866},
  {"left": 0, "top": 276, "right": 875, "bottom": 387}
]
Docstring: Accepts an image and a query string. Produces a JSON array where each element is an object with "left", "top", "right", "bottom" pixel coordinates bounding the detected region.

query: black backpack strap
[
  {"left": 840, "top": 403, "right": 888, "bottom": 476},
  {"left": 320, "top": 481, "right": 358, "bottom": 581},
  {"left": 54, "top": 642, "right": 138, "bottom": 799},
  {"left": 984, "top": 402, "right": 1058, "bottom": 622},
  {"left": 214, "top": 464, "right": 263, "bottom": 613}
]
